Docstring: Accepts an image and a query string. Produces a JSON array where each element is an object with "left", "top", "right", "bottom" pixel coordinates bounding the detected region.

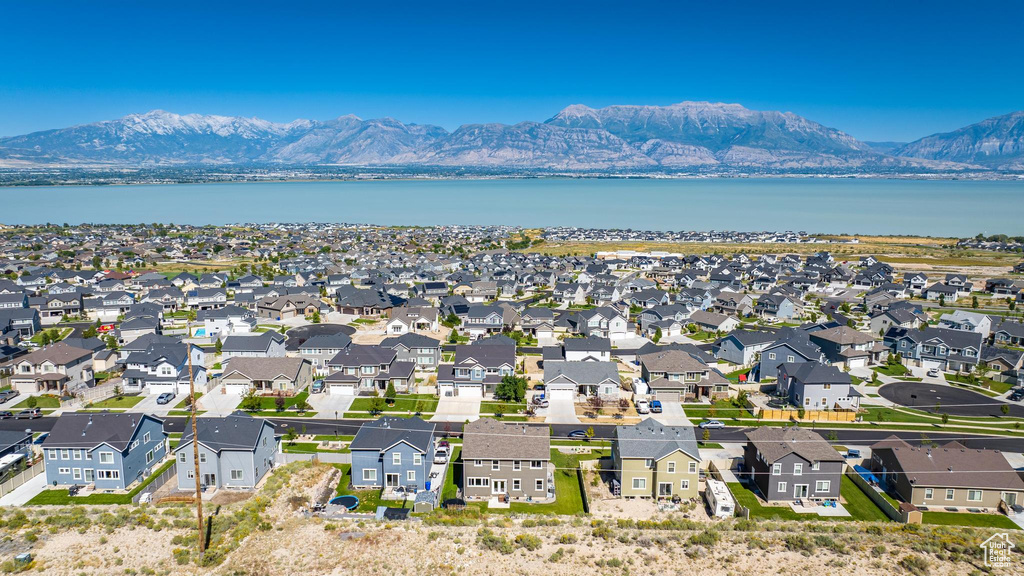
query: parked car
[
  {"left": 636, "top": 399, "right": 650, "bottom": 414},
  {"left": 532, "top": 397, "right": 549, "bottom": 408},
  {"left": 156, "top": 392, "right": 175, "bottom": 405},
  {"left": 845, "top": 449, "right": 862, "bottom": 459},
  {"left": 649, "top": 400, "right": 663, "bottom": 413},
  {"left": 533, "top": 383, "right": 545, "bottom": 391},
  {"left": 0, "top": 390, "right": 19, "bottom": 404},
  {"left": 16, "top": 408, "right": 42, "bottom": 419},
  {"left": 0, "top": 411, "right": 12, "bottom": 419},
  {"left": 926, "top": 368, "right": 940, "bottom": 377},
  {"left": 433, "top": 446, "right": 450, "bottom": 464},
  {"left": 567, "top": 429, "right": 587, "bottom": 439},
  {"left": 311, "top": 379, "right": 325, "bottom": 394},
  {"left": 698, "top": 419, "right": 724, "bottom": 429},
  {"left": 1009, "top": 388, "right": 1024, "bottom": 402}
]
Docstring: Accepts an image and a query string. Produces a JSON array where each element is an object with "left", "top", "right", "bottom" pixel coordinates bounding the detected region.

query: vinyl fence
[{"left": 0, "top": 460, "right": 44, "bottom": 498}]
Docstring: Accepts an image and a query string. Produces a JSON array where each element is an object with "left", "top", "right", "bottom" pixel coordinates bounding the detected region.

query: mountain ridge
[{"left": 0, "top": 103, "right": 1017, "bottom": 172}]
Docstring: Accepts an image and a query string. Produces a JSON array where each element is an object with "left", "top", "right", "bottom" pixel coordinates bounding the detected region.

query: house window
[
  {"left": 58, "top": 467, "right": 70, "bottom": 475},
  {"left": 512, "top": 479, "right": 521, "bottom": 491},
  {"left": 787, "top": 355, "right": 794, "bottom": 362},
  {"left": 413, "top": 453, "right": 421, "bottom": 466},
  {"left": 70, "top": 450, "right": 81, "bottom": 461},
  {"left": 945, "top": 489, "right": 955, "bottom": 500},
  {"left": 392, "top": 453, "right": 401, "bottom": 466},
  {"left": 99, "top": 452, "right": 114, "bottom": 464},
  {"left": 530, "top": 460, "right": 542, "bottom": 469},
  {"left": 968, "top": 490, "right": 983, "bottom": 502},
  {"left": 61, "top": 449, "right": 69, "bottom": 460},
  {"left": 178, "top": 452, "right": 187, "bottom": 463},
  {"left": 143, "top": 432, "right": 151, "bottom": 444},
  {"left": 47, "top": 450, "right": 56, "bottom": 460},
  {"left": 146, "top": 450, "right": 154, "bottom": 464},
  {"left": 667, "top": 462, "right": 676, "bottom": 474},
  {"left": 772, "top": 463, "right": 781, "bottom": 476},
  {"left": 491, "top": 461, "right": 500, "bottom": 471},
  {"left": 812, "top": 462, "right": 820, "bottom": 471},
  {"left": 474, "top": 460, "right": 482, "bottom": 467},
  {"left": 513, "top": 460, "right": 521, "bottom": 471},
  {"left": 644, "top": 459, "right": 654, "bottom": 468},
  {"left": 97, "top": 470, "right": 120, "bottom": 480},
  {"left": 467, "top": 477, "right": 490, "bottom": 487},
  {"left": 407, "top": 470, "right": 416, "bottom": 482},
  {"left": 130, "top": 440, "right": 139, "bottom": 451},
  {"left": 362, "top": 469, "right": 377, "bottom": 482},
  {"left": 688, "top": 462, "right": 697, "bottom": 474},
  {"left": 767, "top": 353, "right": 776, "bottom": 360},
  {"left": 199, "top": 453, "right": 207, "bottom": 464},
  {"left": 815, "top": 481, "right": 830, "bottom": 492},
  {"left": 536, "top": 479, "right": 544, "bottom": 491},
  {"left": 777, "top": 482, "right": 787, "bottom": 493},
  {"left": 681, "top": 479, "right": 690, "bottom": 490},
  {"left": 632, "top": 478, "right": 646, "bottom": 490}
]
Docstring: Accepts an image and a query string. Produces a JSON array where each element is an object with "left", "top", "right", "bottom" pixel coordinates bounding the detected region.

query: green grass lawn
[
  {"left": 27, "top": 460, "right": 174, "bottom": 506},
  {"left": 839, "top": 476, "right": 890, "bottom": 522},
  {"left": 946, "top": 373, "right": 1013, "bottom": 394},
  {"left": 282, "top": 441, "right": 348, "bottom": 454},
  {"left": 921, "top": 511, "right": 1020, "bottom": 529},
  {"left": 10, "top": 395, "right": 61, "bottom": 409},
  {"left": 29, "top": 327, "right": 73, "bottom": 346},
  {"left": 173, "top": 392, "right": 202, "bottom": 409},
  {"left": 860, "top": 406, "right": 942, "bottom": 424},
  {"left": 238, "top": 391, "right": 311, "bottom": 412},
  {"left": 332, "top": 464, "right": 407, "bottom": 513},
  {"left": 88, "top": 395, "right": 145, "bottom": 409},
  {"left": 683, "top": 400, "right": 754, "bottom": 421},
  {"left": 698, "top": 442, "right": 724, "bottom": 449},
  {"left": 728, "top": 482, "right": 804, "bottom": 521},
  {"left": 872, "top": 364, "right": 910, "bottom": 377},
  {"left": 349, "top": 394, "right": 438, "bottom": 414}
]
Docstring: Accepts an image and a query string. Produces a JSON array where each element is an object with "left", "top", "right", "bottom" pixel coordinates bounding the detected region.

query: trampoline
[{"left": 329, "top": 495, "right": 360, "bottom": 510}]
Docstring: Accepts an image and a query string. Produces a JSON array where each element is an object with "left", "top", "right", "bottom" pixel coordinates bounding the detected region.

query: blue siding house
[
  {"left": 42, "top": 413, "right": 167, "bottom": 490},
  {"left": 349, "top": 416, "right": 435, "bottom": 492}
]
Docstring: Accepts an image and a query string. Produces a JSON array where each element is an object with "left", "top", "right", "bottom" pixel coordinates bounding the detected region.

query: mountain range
[{"left": 1, "top": 102, "right": 1022, "bottom": 172}]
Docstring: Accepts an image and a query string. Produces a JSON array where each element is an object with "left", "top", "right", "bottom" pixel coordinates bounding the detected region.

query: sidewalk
[{"left": 0, "top": 473, "right": 46, "bottom": 507}]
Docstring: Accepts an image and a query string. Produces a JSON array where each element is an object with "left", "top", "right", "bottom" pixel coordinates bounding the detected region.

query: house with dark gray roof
[
  {"left": 743, "top": 427, "right": 843, "bottom": 502},
  {"left": 380, "top": 333, "right": 441, "bottom": 370},
  {"left": 612, "top": 418, "right": 700, "bottom": 500},
  {"left": 221, "top": 331, "right": 286, "bottom": 361},
  {"left": 776, "top": 362, "right": 859, "bottom": 411},
  {"left": 714, "top": 329, "right": 777, "bottom": 366},
  {"left": 884, "top": 326, "right": 983, "bottom": 372},
  {"left": 543, "top": 360, "right": 620, "bottom": 401},
  {"left": 174, "top": 414, "right": 278, "bottom": 491},
  {"left": 757, "top": 328, "right": 825, "bottom": 382},
  {"left": 42, "top": 413, "right": 167, "bottom": 490},
  {"left": 324, "top": 344, "right": 415, "bottom": 394},
  {"left": 461, "top": 418, "right": 551, "bottom": 501},
  {"left": 297, "top": 333, "right": 352, "bottom": 375},
  {"left": 350, "top": 416, "right": 435, "bottom": 491},
  {"left": 436, "top": 339, "right": 515, "bottom": 398}
]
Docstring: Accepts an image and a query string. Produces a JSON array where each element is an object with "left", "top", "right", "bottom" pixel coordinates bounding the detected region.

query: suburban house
[
  {"left": 199, "top": 305, "right": 258, "bottom": 340},
  {"left": 885, "top": 326, "right": 983, "bottom": 372},
  {"left": 257, "top": 293, "right": 324, "bottom": 320},
  {"left": 563, "top": 335, "right": 612, "bottom": 362},
  {"left": 639, "top": 348, "right": 730, "bottom": 402},
  {"left": 324, "top": 344, "right": 415, "bottom": 395},
  {"left": 7, "top": 341, "right": 94, "bottom": 395},
  {"left": 385, "top": 306, "right": 440, "bottom": 335},
  {"left": 980, "top": 345, "right": 1023, "bottom": 373},
  {"left": 121, "top": 341, "right": 207, "bottom": 396},
  {"left": 174, "top": 413, "right": 278, "bottom": 491},
  {"left": 714, "top": 330, "right": 776, "bottom": 367},
  {"left": 185, "top": 288, "right": 227, "bottom": 311},
  {"left": 334, "top": 286, "right": 404, "bottom": 317},
  {"left": 869, "top": 306, "right": 924, "bottom": 334},
  {"left": 612, "top": 418, "right": 701, "bottom": 500},
  {"left": 808, "top": 325, "right": 883, "bottom": 369},
  {"left": 349, "top": 416, "right": 435, "bottom": 492},
  {"left": 688, "top": 310, "right": 739, "bottom": 333},
  {"left": 754, "top": 293, "right": 802, "bottom": 320},
  {"left": 220, "top": 332, "right": 287, "bottom": 361},
  {"left": 543, "top": 360, "right": 620, "bottom": 402},
  {"left": 379, "top": 333, "right": 441, "bottom": 370},
  {"left": 937, "top": 310, "right": 993, "bottom": 338},
  {"left": 870, "top": 436, "right": 1024, "bottom": 509},
  {"left": 993, "top": 319, "right": 1024, "bottom": 347},
  {"left": 42, "top": 413, "right": 167, "bottom": 490},
  {"left": 461, "top": 418, "right": 552, "bottom": 501},
  {"left": 435, "top": 340, "right": 516, "bottom": 398},
  {"left": 570, "top": 307, "right": 630, "bottom": 340},
  {"left": 519, "top": 307, "right": 555, "bottom": 340},
  {"left": 461, "top": 304, "right": 515, "bottom": 340},
  {"left": 220, "top": 357, "right": 312, "bottom": 395},
  {"left": 743, "top": 427, "right": 843, "bottom": 502},
  {"left": 296, "top": 333, "right": 352, "bottom": 375},
  {"left": 775, "top": 362, "right": 860, "bottom": 411},
  {"left": 758, "top": 329, "right": 825, "bottom": 382},
  {"left": 714, "top": 292, "right": 754, "bottom": 317}
]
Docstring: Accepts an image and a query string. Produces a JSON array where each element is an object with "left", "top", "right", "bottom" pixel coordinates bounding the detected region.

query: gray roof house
[
  {"left": 743, "top": 427, "right": 843, "bottom": 502},
  {"left": 174, "top": 414, "right": 278, "bottom": 491},
  {"left": 776, "top": 362, "right": 860, "bottom": 411},
  {"left": 349, "top": 416, "right": 435, "bottom": 491},
  {"left": 543, "top": 360, "right": 620, "bottom": 401},
  {"left": 461, "top": 418, "right": 552, "bottom": 502},
  {"left": 221, "top": 331, "right": 286, "bottom": 361}
]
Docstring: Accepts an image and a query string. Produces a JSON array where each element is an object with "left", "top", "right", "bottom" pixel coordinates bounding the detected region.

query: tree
[
  {"left": 214, "top": 338, "right": 223, "bottom": 355},
  {"left": 113, "top": 385, "right": 123, "bottom": 401},
  {"left": 938, "top": 294, "right": 945, "bottom": 307},
  {"left": 653, "top": 327, "right": 662, "bottom": 343},
  {"left": 384, "top": 381, "right": 397, "bottom": 404},
  {"left": 284, "top": 427, "right": 298, "bottom": 445},
  {"left": 82, "top": 325, "right": 98, "bottom": 339},
  {"left": 971, "top": 296, "right": 979, "bottom": 309},
  {"left": 39, "top": 331, "right": 52, "bottom": 346},
  {"left": 827, "top": 430, "right": 838, "bottom": 442},
  {"left": 1001, "top": 404, "right": 1011, "bottom": 416},
  {"left": 368, "top": 397, "right": 386, "bottom": 415},
  {"left": 274, "top": 395, "right": 286, "bottom": 412},
  {"left": 295, "top": 399, "right": 311, "bottom": 413},
  {"left": 702, "top": 428, "right": 711, "bottom": 443},
  {"left": 26, "top": 396, "right": 37, "bottom": 409},
  {"left": 104, "top": 335, "right": 119, "bottom": 351},
  {"left": 495, "top": 375, "right": 528, "bottom": 403},
  {"left": 311, "top": 311, "right": 321, "bottom": 324},
  {"left": 941, "top": 413, "right": 949, "bottom": 424},
  {"left": 584, "top": 426, "right": 594, "bottom": 442},
  {"left": 1011, "top": 299, "right": 1017, "bottom": 312},
  {"left": 240, "top": 387, "right": 262, "bottom": 412}
]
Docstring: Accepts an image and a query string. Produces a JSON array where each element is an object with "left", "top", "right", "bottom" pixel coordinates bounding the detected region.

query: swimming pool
[{"left": 329, "top": 495, "right": 359, "bottom": 510}]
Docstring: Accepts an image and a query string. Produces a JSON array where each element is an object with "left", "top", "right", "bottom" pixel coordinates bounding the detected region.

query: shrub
[
  {"left": 899, "top": 555, "right": 930, "bottom": 576},
  {"left": 558, "top": 533, "right": 577, "bottom": 545},
  {"left": 515, "top": 533, "right": 542, "bottom": 551}
]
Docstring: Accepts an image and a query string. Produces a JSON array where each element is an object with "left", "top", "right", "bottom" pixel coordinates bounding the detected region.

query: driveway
[
  {"left": 0, "top": 472, "right": 46, "bottom": 506},
  {"left": 197, "top": 385, "right": 242, "bottom": 416},
  {"left": 307, "top": 393, "right": 355, "bottom": 418},
  {"left": 430, "top": 396, "right": 481, "bottom": 423},
  {"left": 543, "top": 397, "right": 581, "bottom": 424},
  {"left": 651, "top": 402, "right": 691, "bottom": 426},
  {"left": 129, "top": 392, "right": 174, "bottom": 415}
]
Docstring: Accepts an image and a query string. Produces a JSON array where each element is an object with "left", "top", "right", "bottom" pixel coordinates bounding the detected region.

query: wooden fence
[{"left": 755, "top": 408, "right": 857, "bottom": 422}]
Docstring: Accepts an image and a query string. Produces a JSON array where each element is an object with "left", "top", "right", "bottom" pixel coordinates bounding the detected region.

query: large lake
[{"left": 1, "top": 178, "right": 1022, "bottom": 235}]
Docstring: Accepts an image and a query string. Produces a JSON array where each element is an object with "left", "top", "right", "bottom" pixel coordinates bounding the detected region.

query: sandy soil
[{"left": 9, "top": 463, "right": 1021, "bottom": 576}]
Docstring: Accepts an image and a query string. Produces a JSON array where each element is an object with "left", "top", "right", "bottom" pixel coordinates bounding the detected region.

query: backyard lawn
[
  {"left": 921, "top": 511, "right": 1019, "bottom": 529},
  {"left": 27, "top": 460, "right": 174, "bottom": 506},
  {"left": 728, "top": 479, "right": 891, "bottom": 523},
  {"left": 839, "top": 476, "right": 890, "bottom": 522},
  {"left": 728, "top": 482, "right": 804, "bottom": 521},
  {"left": 332, "top": 464, "right": 407, "bottom": 513}
]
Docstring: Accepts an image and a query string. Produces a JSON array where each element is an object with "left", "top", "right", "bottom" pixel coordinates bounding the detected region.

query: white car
[
  {"left": 926, "top": 368, "right": 940, "bottom": 378},
  {"left": 636, "top": 399, "right": 650, "bottom": 414}
]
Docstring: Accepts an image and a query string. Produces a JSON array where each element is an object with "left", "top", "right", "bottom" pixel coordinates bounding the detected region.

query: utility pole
[{"left": 186, "top": 320, "right": 205, "bottom": 559}]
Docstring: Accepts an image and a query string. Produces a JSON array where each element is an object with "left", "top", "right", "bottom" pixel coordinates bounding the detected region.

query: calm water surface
[{"left": 1, "top": 178, "right": 1021, "bottom": 235}]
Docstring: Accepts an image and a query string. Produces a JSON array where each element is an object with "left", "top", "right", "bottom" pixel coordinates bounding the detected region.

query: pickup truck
[{"left": 649, "top": 400, "right": 663, "bottom": 413}]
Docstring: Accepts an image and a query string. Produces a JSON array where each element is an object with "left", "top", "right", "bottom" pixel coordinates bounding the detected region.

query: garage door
[
  {"left": 457, "top": 385, "right": 483, "bottom": 399},
  {"left": 921, "top": 359, "right": 943, "bottom": 371},
  {"left": 329, "top": 383, "right": 355, "bottom": 395},
  {"left": 655, "top": 391, "right": 680, "bottom": 403},
  {"left": 438, "top": 383, "right": 454, "bottom": 397},
  {"left": 224, "top": 382, "right": 251, "bottom": 395},
  {"left": 847, "top": 358, "right": 867, "bottom": 368},
  {"left": 148, "top": 383, "right": 176, "bottom": 396},
  {"left": 548, "top": 388, "right": 573, "bottom": 401}
]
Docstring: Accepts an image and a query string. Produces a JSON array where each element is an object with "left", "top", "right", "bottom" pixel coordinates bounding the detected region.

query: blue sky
[{"left": 1, "top": 1, "right": 1022, "bottom": 141}]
